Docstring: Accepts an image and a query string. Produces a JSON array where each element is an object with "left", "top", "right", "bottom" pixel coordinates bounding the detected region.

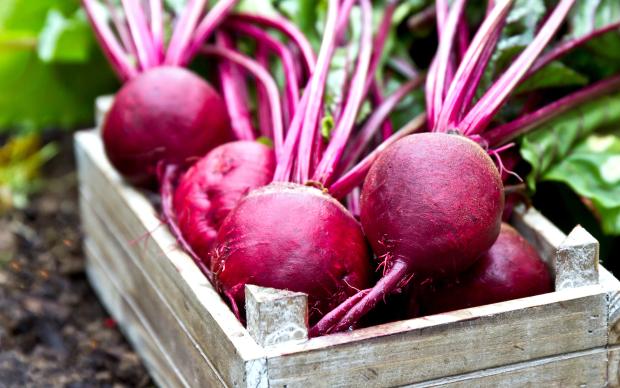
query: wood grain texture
[
  {"left": 264, "top": 284, "right": 608, "bottom": 387},
  {"left": 600, "top": 267, "right": 620, "bottom": 346},
  {"left": 84, "top": 239, "right": 188, "bottom": 388},
  {"left": 245, "top": 285, "right": 308, "bottom": 347},
  {"left": 75, "top": 131, "right": 266, "bottom": 387},
  {"left": 408, "top": 347, "right": 608, "bottom": 388},
  {"left": 82, "top": 203, "right": 227, "bottom": 387},
  {"left": 608, "top": 346, "right": 620, "bottom": 388}
]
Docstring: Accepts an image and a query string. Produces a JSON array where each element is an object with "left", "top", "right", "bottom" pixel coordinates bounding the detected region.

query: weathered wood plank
[
  {"left": 608, "top": 346, "right": 620, "bottom": 387},
  {"left": 512, "top": 204, "right": 566, "bottom": 270},
  {"left": 74, "top": 131, "right": 266, "bottom": 387},
  {"left": 408, "top": 347, "right": 607, "bottom": 388},
  {"left": 600, "top": 267, "right": 620, "bottom": 346},
  {"left": 555, "top": 225, "right": 599, "bottom": 290},
  {"left": 245, "top": 285, "right": 308, "bottom": 347},
  {"left": 265, "top": 285, "right": 608, "bottom": 387},
  {"left": 77, "top": 129, "right": 619, "bottom": 388},
  {"left": 82, "top": 203, "right": 227, "bottom": 387},
  {"left": 84, "top": 239, "right": 188, "bottom": 388}
]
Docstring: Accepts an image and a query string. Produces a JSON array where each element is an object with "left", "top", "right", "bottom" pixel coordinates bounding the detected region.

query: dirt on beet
[{"left": 0, "top": 134, "right": 151, "bottom": 387}]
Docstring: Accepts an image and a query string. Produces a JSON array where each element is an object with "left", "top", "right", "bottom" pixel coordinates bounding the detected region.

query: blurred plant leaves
[
  {"left": 0, "top": 134, "right": 57, "bottom": 212},
  {"left": 521, "top": 93, "right": 620, "bottom": 235},
  {"left": 0, "top": 0, "right": 118, "bottom": 133}
]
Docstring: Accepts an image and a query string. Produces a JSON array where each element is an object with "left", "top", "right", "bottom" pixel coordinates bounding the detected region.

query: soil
[{"left": 0, "top": 135, "right": 152, "bottom": 387}]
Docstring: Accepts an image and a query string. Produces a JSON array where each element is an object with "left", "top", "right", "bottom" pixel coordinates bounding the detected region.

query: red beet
[
  {"left": 210, "top": 182, "right": 372, "bottom": 323},
  {"left": 173, "top": 141, "right": 275, "bottom": 264},
  {"left": 420, "top": 223, "right": 553, "bottom": 315},
  {"left": 313, "top": 132, "right": 504, "bottom": 334},
  {"left": 102, "top": 66, "right": 233, "bottom": 185}
]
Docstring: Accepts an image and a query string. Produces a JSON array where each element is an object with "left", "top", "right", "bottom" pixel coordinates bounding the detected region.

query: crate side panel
[
  {"left": 266, "top": 291, "right": 607, "bottom": 387},
  {"left": 409, "top": 347, "right": 607, "bottom": 388},
  {"left": 82, "top": 205, "right": 227, "bottom": 387},
  {"left": 75, "top": 131, "right": 263, "bottom": 386},
  {"left": 84, "top": 243, "right": 188, "bottom": 388}
]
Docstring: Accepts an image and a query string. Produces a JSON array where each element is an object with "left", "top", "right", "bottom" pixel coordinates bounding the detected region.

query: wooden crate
[{"left": 75, "top": 129, "right": 620, "bottom": 387}]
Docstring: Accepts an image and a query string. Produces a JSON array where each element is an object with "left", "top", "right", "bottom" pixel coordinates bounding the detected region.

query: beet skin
[
  {"left": 173, "top": 141, "right": 275, "bottom": 264},
  {"left": 211, "top": 182, "right": 373, "bottom": 323},
  {"left": 420, "top": 223, "right": 553, "bottom": 314},
  {"left": 103, "top": 66, "right": 233, "bottom": 185},
  {"left": 313, "top": 132, "right": 504, "bottom": 335},
  {"left": 361, "top": 132, "right": 504, "bottom": 277}
]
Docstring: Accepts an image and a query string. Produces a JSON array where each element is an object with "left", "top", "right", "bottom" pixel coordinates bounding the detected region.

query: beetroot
[
  {"left": 103, "top": 67, "right": 232, "bottom": 185},
  {"left": 419, "top": 223, "right": 553, "bottom": 315},
  {"left": 313, "top": 132, "right": 504, "bottom": 335},
  {"left": 83, "top": 0, "right": 238, "bottom": 184},
  {"left": 211, "top": 183, "right": 372, "bottom": 323},
  {"left": 173, "top": 141, "right": 275, "bottom": 265}
]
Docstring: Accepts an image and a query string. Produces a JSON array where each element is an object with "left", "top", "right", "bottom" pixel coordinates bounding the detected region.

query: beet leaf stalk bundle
[
  {"left": 313, "top": 0, "right": 620, "bottom": 337},
  {"left": 186, "top": 0, "right": 428, "bottom": 325}
]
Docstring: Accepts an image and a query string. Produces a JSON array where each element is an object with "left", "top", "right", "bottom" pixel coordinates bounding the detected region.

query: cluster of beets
[{"left": 86, "top": 0, "right": 620, "bottom": 336}]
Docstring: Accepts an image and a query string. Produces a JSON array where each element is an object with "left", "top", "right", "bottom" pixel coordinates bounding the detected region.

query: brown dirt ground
[{"left": 0, "top": 135, "right": 152, "bottom": 387}]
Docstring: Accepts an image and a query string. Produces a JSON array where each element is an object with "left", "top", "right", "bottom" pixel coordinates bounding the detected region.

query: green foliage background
[{"left": 0, "top": 0, "right": 118, "bottom": 134}]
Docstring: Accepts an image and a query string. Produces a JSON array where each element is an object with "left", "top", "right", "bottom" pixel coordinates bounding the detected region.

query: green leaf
[
  {"left": 481, "top": 0, "right": 546, "bottom": 90},
  {"left": 569, "top": 0, "right": 620, "bottom": 38},
  {"left": 565, "top": 0, "right": 620, "bottom": 79},
  {"left": 37, "top": 9, "right": 91, "bottom": 63},
  {"left": 321, "top": 114, "right": 335, "bottom": 141},
  {"left": 515, "top": 61, "right": 588, "bottom": 94},
  {"left": 521, "top": 92, "right": 620, "bottom": 190},
  {"left": 542, "top": 134, "right": 620, "bottom": 235},
  {"left": 236, "top": 0, "right": 279, "bottom": 17},
  {"left": 0, "top": 134, "right": 58, "bottom": 211},
  {"left": 0, "top": 0, "right": 118, "bottom": 132}
]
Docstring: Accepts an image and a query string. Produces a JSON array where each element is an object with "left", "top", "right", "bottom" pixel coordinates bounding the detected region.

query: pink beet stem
[
  {"left": 295, "top": 0, "right": 341, "bottom": 183},
  {"left": 313, "top": 0, "right": 374, "bottom": 186},
  {"left": 224, "top": 20, "right": 301, "bottom": 124},
  {"left": 484, "top": 73, "right": 620, "bottom": 146},
  {"left": 184, "top": 0, "right": 238, "bottom": 66},
  {"left": 165, "top": 0, "right": 207, "bottom": 66},
  {"left": 82, "top": 0, "right": 137, "bottom": 80},
  {"left": 228, "top": 13, "right": 317, "bottom": 73},
  {"left": 335, "top": 0, "right": 357, "bottom": 44},
  {"left": 121, "top": 0, "right": 157, "bottom": 69},
  {"left": 104, "top": 0, "right": 137, "bottom": 58},
  {"left": 342, "top": 77, "right": 422, "bottom": 171},
  {"left": 149, "top": 0, "right": 164, "bottom": 61},
  {"left": 369, "top": 82, "right": 394, "bottom": 140},
  {"left": 427, "top": 0, "right": 467, "bottom": 129},
  {"left": 273, "top": 92, "right": 310, "bottom": 182},
  {"left": 215, "top": 32, "right": 256, "bottom": 141},
  {"left": 159, "top": 164, "right": 215, "bottom": 286},
  {"left": 456, "top": 12, "right": 470, "bottom": 61},
  {"left": 329, "top": 113, "right": 427, "bottom": 199},
  {"left": 201, "top": 45, "right": 284, "bottom": 159},
  {"left": 455, "top": 23, "right": 503, "bottom": 125},
  {"left": 388, "top": 57, "right": 419, "bottom": 79},
  {"left": 434, "top": 0, "right": 513, "bottom": 133},
  {"left": 309, "top": 289, "right": 370, "bottom": 337},
  {"left": 527, "top": 20, "right": 620, "bottom": 77},
  {"left": 461, "top": 0, "right": 576, "bottom": 135},
  {"left": 363, "top": 0, "right": 398, "bottom": 106},
  {"left": 321, "top": 261, "right": 409, "bottom": 335},
  {"left": 256, "top": 45, "right": 274, "bottom": 138}
]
